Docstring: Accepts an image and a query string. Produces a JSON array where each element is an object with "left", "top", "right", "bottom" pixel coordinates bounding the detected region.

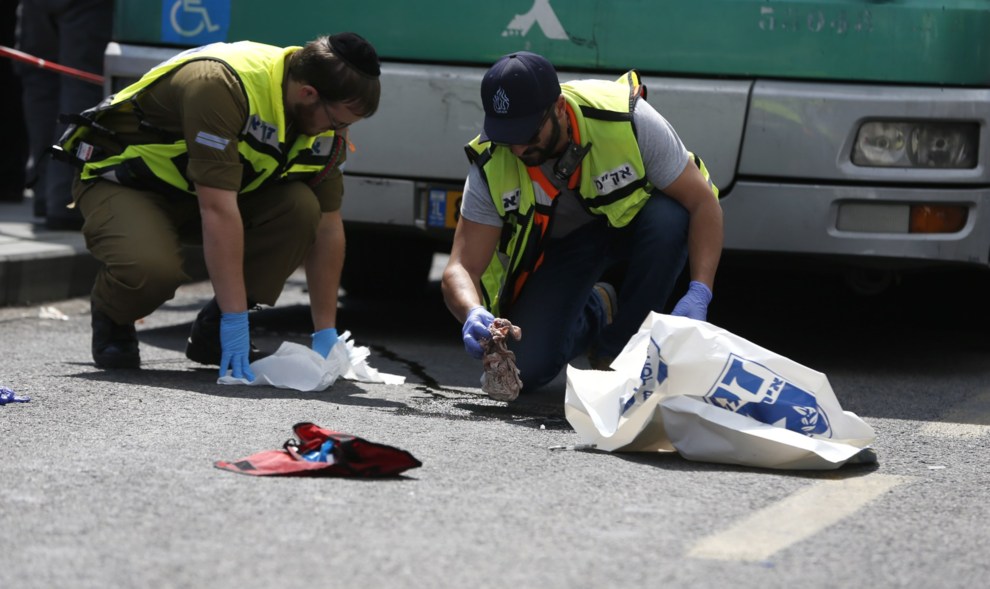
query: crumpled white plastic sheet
[
  {"left": 218, "top": 330, "right": 405, "bottom": 391},
  {"left": 565, "top": 313, "right": 876, "bottom": 470}
]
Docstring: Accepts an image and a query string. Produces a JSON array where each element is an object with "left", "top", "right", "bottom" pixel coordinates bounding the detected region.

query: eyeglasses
[
  {"left": 321, "top": 100, "right": 351, "bottom": 132},
  {"left": 496, "top": 106, "right": 553, "bottom": 147}
]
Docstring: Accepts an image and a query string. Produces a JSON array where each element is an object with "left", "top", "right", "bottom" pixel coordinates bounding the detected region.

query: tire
[{"left": 340, "top": 227, "right": 435, "bottom": 299}]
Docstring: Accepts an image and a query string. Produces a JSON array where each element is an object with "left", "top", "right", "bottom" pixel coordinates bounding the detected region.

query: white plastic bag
[
  {"left": 218, "top": 330, "right": 405, "bottom": 391},
  {"left": 565, "top": 313, "right": 876, "bottom": 470}
]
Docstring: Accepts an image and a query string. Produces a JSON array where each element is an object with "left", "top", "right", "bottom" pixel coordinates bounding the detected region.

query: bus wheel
[
  {"left": 340, "top": 229, "right": 434, "bottom": 299},
  {"left": 843, "top": 267, "right": 898, "bottom": 296}
]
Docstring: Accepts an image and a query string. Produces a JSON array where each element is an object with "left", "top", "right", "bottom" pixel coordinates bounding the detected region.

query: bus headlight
[{"left": 852, "top": 121, "right": 978, "bottom": 168}]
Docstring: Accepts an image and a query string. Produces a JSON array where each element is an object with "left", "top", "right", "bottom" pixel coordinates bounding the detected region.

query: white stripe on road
[
  {"left": 688, "top": 475, "right": 908, "bottom": 562},
  {"left": 919, "top": 390, "right": 990, "bottom": 438}
]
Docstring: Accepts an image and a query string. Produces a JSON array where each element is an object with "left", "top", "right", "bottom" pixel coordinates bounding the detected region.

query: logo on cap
[{"left": 492, "top": 87, "right": 510, "bottom": 115}]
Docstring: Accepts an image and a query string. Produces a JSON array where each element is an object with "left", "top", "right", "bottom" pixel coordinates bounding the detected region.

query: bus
[{"left": 104, "top": 0, "right": 990, "bottom": 295}]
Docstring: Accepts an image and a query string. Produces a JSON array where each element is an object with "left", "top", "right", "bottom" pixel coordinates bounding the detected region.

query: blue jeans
[{"left": 506, "top": 192, "right": 689, "bottom": 392}]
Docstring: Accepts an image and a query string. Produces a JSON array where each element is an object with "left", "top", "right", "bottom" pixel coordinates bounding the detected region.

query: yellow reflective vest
[
  {"left": 465, "top": 71, "right": 717, "bottom": 316},
  {"left": 55, "top": 41, "right": 344, "bottom": 196}
]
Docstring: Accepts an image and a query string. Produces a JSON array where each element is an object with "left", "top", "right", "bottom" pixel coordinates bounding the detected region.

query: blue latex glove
[
  {"left": 0, "top": 386, "right": 31, "bottom": 404},
  {"left": 219, "top": 311, "right": 255, "bottom": 381},
  {"left": 312, "top": 327, "right": 339, "bottom": 358},
  {"left": 462, "top": 305, "right": 495, "bottom": 360},
  {"left": 671, "top": 281, "right": 713, "bottom": 321}
]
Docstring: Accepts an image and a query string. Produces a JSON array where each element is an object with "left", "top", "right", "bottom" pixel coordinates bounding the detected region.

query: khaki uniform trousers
[{"left": 74, "top": 179, "right": 322, "bottom": 324}]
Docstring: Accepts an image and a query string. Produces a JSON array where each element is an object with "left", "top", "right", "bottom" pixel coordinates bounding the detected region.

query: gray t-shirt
[{"left": 460, "top": 97, "right": 689, "bottom": 235}]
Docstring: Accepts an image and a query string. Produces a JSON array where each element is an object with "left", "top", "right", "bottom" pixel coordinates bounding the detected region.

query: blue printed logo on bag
[
  {"left": 704, "top": 354, "right": 831, "bottom": 437},
  {"left": 619, "top": 338, "right": 667, "bottom": 416}
]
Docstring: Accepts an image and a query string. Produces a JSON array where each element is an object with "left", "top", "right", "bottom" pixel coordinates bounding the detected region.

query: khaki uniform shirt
[{"left": 92, "top": 59, "right": 345, "bottom": 212}]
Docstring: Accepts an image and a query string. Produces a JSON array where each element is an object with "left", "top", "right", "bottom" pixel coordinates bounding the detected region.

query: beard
[
  {"left": 519, "top": 113, "right": 564, "bottom": 167},
  {"left": 289, "top": 101, "right": 324, "bottom": 136}
]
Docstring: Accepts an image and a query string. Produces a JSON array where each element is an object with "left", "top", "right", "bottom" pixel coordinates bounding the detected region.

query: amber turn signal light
[{"left": 909, "top": 205, "right": 968, "bottom": 234}]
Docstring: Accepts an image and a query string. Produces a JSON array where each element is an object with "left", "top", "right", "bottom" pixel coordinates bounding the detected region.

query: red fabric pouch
[{"left": 215, "top": 422, "right": 422, "bottom": 477}]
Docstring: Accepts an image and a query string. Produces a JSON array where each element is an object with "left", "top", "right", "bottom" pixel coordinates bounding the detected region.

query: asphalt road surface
[{"left": 2, "top": 255, "right": 989, "bottom": 589}]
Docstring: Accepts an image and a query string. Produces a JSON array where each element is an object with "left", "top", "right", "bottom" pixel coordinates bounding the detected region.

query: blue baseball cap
[{"left": 481, "top": 52, "right": 561, "bottom": 144}]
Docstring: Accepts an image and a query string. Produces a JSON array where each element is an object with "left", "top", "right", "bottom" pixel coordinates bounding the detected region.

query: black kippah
[{"left": 329, "top": 32, "right": 381, "bottom": 78}]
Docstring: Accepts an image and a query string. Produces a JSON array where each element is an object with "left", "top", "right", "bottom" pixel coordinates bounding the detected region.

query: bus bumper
[{"left": 722, "top": 181, "right": 990, "bottom": 267}]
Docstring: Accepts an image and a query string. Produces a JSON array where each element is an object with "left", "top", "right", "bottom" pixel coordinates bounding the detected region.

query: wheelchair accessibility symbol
[{"left": 161, "top": 0, "right": 230, "bottom": 45}]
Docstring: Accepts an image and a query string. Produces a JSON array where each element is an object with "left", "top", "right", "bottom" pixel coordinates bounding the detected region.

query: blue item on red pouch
[{"left": 302, "top": 438, "right": 336, "bottom": 463}]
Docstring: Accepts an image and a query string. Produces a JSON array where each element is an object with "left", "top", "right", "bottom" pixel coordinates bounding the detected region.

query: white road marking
[
  {"left": 688, "top": 475, "right": 908, "bottom": 562},
  {"left": 919, "top": 391, "right": 990, "bottom": 438}
]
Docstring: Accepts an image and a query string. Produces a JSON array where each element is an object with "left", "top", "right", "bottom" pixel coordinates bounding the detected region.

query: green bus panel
[{"left": 117, "top": 0, "right": 990, "bottom": 85}]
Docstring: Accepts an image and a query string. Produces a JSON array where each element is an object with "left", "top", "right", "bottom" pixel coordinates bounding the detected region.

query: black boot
[
  {"left": 91, "top": 307, "right": 140, "bottom": 369},
  {"left": 185, "top": 298, "right": 266, "bottom": 366}
]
